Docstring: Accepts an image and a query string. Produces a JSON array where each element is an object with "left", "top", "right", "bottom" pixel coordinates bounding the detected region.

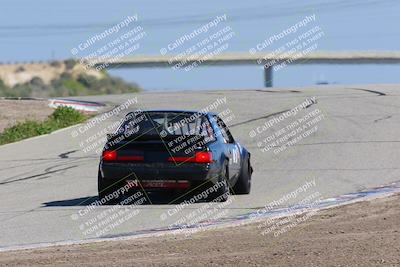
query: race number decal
[{"left": 231, "top": 145, "right": 241, "bottom": 164}]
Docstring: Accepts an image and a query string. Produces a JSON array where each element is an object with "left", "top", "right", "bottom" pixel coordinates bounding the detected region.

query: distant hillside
[{"left": 0, "top": 60, "right": 140, "bottom": 97}]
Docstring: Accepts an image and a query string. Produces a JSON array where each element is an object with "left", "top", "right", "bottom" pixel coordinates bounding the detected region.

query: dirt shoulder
[
  {"left": 0, "top": 100, "right": 53, "bottom": 132},
  {"left": 1, "top": 194, "right": 399, "bottom": 266}
]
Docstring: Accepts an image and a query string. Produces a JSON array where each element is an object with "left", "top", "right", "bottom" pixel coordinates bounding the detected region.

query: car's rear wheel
[
  {"left": 232, "top": 153, "right": 252, "bottom": 194},
  {"left": 211, "top": 162, "right": 230, "bottom": 202}
]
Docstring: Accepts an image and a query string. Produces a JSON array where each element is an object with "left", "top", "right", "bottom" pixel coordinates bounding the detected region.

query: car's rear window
[{"left": 118, "top": 111, "right": 215, "bottom": 140}]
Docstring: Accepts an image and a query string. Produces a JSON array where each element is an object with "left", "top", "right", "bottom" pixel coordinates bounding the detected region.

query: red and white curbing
[{"left": 48, "top": 99, "right": 106, "bottom": 112}]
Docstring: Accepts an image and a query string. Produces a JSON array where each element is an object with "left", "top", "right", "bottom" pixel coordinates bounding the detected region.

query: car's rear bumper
[{"left": 99, "top": 162, "right": 221, "bottom": 191}]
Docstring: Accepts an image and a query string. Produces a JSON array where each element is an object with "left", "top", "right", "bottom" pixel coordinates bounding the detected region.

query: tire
[
  {"left": 232, "top": 153, "right": 252, "bottom": 194},
  {"left": 212, "top": 162, "right": 230, "bottom": 202}
]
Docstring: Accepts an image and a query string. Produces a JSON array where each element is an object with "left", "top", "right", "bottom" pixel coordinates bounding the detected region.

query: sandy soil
[
  {"left": 0, "top": 100, "right": 53, "bottom": 132},
  {"left": 0, "top": 63, "right": 102, "bottom": 87},
  {"left": 0, "top": 193, "right": 399, "bottom": 266}
]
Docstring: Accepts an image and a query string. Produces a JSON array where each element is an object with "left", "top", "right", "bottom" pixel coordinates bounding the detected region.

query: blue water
[{"left": 1, "top": 0, "right": 400, "bottom": 90}]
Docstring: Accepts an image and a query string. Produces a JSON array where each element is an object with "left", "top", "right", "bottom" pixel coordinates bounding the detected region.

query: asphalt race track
[{"left": 1, "top": 85, "right": 399, "bottom": 249}]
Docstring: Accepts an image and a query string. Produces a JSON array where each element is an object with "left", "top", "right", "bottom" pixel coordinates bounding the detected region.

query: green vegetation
[
  {"left": 0, "top": 107, "right": 88, "bottom": 145},
  {"left": 0, "top": 67, "right": 140, "bottom": 98}
]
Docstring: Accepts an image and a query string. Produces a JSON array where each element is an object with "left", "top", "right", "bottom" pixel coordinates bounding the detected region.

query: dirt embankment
[
  {"left": 0, "top": 62, "right": 102, "bottom": 87},
  {"left": 0, "top": 193, "right": 399, "bottom": 266},
  {"left": 0, "top": 100, "right": 53, "bottom": 132}
]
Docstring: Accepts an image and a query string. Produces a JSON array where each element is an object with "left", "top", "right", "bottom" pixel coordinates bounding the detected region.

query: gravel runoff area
[
  {"left": 0, "top": 193, "right": 399, "bottom": 267},
  {"left": 0, "top": 100, "right": 53, "bottom": 132}
]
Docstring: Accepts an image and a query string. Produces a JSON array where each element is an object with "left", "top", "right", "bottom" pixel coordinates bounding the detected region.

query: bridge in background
[{"left": 89, "top": 51, "right": 400, "bottom": 87}]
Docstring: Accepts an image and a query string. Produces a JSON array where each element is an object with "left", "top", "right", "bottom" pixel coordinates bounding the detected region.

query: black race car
[{"left": 98, "top": 110, "right": 252, "bottom": 204}]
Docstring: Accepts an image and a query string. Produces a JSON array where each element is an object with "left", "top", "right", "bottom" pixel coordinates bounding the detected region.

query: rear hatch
[
  {"left": 100, "top": 111, "right": 216, "bottom": 185},
  {"left": 106, "top": 134, "right": 214, "bottom": 163}
]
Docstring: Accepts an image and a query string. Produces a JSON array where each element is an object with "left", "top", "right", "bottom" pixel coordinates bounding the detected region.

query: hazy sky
[{"left": 1, "top": 0, "right": 400, "bottom": 90}]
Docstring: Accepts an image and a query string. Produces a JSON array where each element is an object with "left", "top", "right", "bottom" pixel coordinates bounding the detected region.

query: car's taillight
[
  {"left": 102, "top": 150, "right": 117, "bottom": 161},
  {"left": 195, "top": 151, "right": 213, "bottom": 163},
  {"left": 102, "top": 151, "right": 144, "bottom": 161},
  {"left": 168, "top": 152, "right": 212, "bottom": 163}
]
